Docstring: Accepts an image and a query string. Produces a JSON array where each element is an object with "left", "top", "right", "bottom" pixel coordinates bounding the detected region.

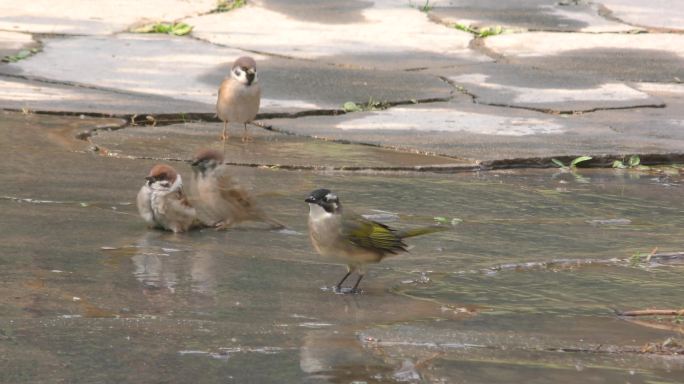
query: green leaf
[
  {"left": 433, "top": 216, "right": 448, "bottom": 223},
  {"left": 551, "top": 158, "right": 566, "bottom": 168},
  {"left": 343, "top": 101, "right": 362, "bottom": 112},
  {"left": 612, "top": 160, "right": 626, "bottom": 169},
  {"left": 628, "top": 155, "right": 640, "bottom": 167},
  {"left": 155, "top": 23, "right": 173, "bottom": 33},
  {"left": 570, "top": 156, "right": 592, "bottom": 167},
  {"left": 171, "top": 23, "right": 193, "bottom": 36},
  {"left": 131, "top": 24, "right": 151, "bottom": 33},
  {"left": 454, "top": 23, "right": 474, "bottom": 33}
]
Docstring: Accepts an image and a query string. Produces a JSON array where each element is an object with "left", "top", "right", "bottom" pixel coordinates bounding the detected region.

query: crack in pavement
[
  {"left": 595, "top": 3, "right": 684, "bottom": 34},
  {"left": 92, "top": 152, "right": 480, "bottom": 174},
  {"left": 438, "top": 74, "right": 668, "bottom": 115}
]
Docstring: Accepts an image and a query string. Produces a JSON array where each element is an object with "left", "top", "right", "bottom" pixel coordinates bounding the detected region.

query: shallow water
[{"left": 1, "top": 112, "right": 683, "bottom": 383}]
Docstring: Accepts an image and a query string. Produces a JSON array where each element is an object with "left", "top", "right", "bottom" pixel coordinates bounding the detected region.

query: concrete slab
[
  {"left": 430, "top": 0, "right": 635, "bottom": 32},
  {"left": 89, "top": 122, "right": 470, "bottom": 170},
  {"left": 265, "top": 101, "right": 684, "bottom": 161},
  {"left": 0, "top": 0, "right": 215, "bottom": 35},
  {"left": 0, "top": 31, "right": 35, "bottom": 59},
  {"left": 2, "top": 34, "right": 452, "bottom": 114},
  {"left": 485, "top": 32, "right": 684, "bottom": 82},
  {"left": 0, "top": 77, "right": 213, "bottom": 115},
  {"left": 186, "top": 1, "right": 490, "bottom": 69},
  {"left": 441, "top": 64, "right": 662, "bottom": 112},
  {"left": 601, "top": 0, "right": 684, "bottom": 31}
]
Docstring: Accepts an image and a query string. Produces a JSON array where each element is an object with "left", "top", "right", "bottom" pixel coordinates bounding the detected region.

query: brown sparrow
[
  {"left": 189, "top": 149, "right": 284, "bottom": 229},
  {"left": 137, "top": 164, "right": 200, "bottom": 233},
  {"left": 217, "top": 56, "right": 261, "bottom": 142}
]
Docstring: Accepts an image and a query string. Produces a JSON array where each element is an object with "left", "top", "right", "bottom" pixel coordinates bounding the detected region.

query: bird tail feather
[{"left": 397, "top": 225, "right": 448, "bottom": 239}]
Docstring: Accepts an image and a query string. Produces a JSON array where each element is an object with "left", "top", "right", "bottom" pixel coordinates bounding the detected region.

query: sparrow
[
  {"left": 305, "top": 188, "right": 446, "bottom": 294},
  {"left": 137, "top": 164, "right": 200, "bottom": 233},
  {"left": 190, "top": 148, "right": 284, "bottom": 230},
  {"left": 216, "top": 56, "right": 261, "bottom": 143}
]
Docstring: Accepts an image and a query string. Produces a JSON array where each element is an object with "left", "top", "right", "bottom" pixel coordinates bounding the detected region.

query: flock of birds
[{"left": 136, "top": 56, "right": 445, "bottom": 293}]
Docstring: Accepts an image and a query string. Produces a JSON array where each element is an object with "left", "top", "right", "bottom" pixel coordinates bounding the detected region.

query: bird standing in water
[
  {"left": 190, "top": 149, "right": 284, "bottom": 230},
  {"left": 137, "top": 164, "right": 200, "bottom": 233},
  {"left": 305, "top": 188, "right": 446, "bottom": 293},
  {"left": 216, "top": 56, "right": 261, "bottom": 143}
]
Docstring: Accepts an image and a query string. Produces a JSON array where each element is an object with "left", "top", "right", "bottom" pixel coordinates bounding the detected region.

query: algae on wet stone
[
  {"left": 131, "top": 22, "right": 193, "bottom": 36},
  {"left": 342, "top": 97, "right": 390, "bottom": 113},
  {"left": 453, "top": 23, "right": 508, "bottom": 38},
  {"left": 2, "top": 48, "right": 39, "bottom": 63},
  {"left": 215, "top": 0, "right": 246, "bottom": 12}
]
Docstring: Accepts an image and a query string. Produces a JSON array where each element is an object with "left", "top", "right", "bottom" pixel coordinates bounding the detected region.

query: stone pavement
[{"left": 1, "top": 0, "right": 683, "bottom": 168}]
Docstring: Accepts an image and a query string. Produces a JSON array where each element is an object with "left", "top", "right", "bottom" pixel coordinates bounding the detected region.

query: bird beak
[{"left": 304, "top": 196, "right": 316, "bottom": 203}]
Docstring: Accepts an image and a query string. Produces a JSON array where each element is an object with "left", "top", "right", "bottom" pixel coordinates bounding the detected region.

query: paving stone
[
  {"left": 601, "top": 0, "right": 684, "bottom": 31},
  {"left": 89, "top": 121, "right": 469, "bottom": 170},
  {"left": 1, "top": 34, "right": 452, "bottom": 114},
  {"left": 440, "top": 63, "right": 662, "bottom": 112},
  {"left": 484, "top": 32, "right": 684, "bottom": 82},
  {"left": 0, "top": 0, "right": 215, "bottom": 35},
  {"left": 186, "top": 1, "right": 490, "bottom": 69},
  {"left": 429, "top": 0, "right": 635, "bottom": 32},
  {"left": 265, "top": 101, "right": 684, "bottom": 161}
]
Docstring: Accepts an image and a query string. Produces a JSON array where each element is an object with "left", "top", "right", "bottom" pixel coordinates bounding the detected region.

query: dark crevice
[
  {"left": 98, "top": 153, "right": 480, "bottom": 174},
  {"left": 439, "top": 75, "right": 668, "bottom": 115},
  {"left": 472, "top": 100, "right": 666, "bottom": 115},
  {"left": 481, "top": 153, "right": 684, "bottom": 170}
]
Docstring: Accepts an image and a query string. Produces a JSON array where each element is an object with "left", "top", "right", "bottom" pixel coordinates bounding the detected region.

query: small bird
[
  {"left": 137, "top": 164, "right": 200, "bottom": 233},
  {"left": 305, "top": 188, "right": 446, "bottom": 294},
  {"left": 216, "top": 56, "right": 261, "bottom": 143},
  {"left": 190, "top": 148, "right": 284, "bottom": 229}
]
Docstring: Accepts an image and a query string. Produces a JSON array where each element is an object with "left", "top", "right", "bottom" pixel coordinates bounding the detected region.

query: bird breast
[{"left": 216, "top": 79, "right": 261, "bottom": 123}]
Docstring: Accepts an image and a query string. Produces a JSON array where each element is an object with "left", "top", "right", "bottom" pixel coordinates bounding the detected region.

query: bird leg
[
  {"left": 241, "top": 123, "right": 253, "bottom": 143},
  {"left": 220, "top": 121, "right": 230, "bottom": 142},
  {"left": 334, "top": 270, "right": 353, "bottom": 293},
  {"left": 350, "top": 274, "right": 364, "bottom": 294}
]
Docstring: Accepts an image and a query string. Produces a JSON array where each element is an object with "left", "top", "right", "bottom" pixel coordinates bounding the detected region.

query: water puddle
[{"left": 1, "top": 112, "right": 683, "bottom": 383}]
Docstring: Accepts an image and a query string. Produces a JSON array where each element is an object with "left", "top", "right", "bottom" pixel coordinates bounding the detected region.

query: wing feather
[{"left": 341, "top": 214, "right": 407, "bottom": 254}]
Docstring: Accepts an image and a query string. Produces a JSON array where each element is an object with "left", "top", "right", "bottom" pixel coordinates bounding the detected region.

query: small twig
[
  {"left": 617, "top": 309, "right": 684, "bottom": 317},
  {"left": 622, "top": 318, "right": 684, "bottom": 335}
]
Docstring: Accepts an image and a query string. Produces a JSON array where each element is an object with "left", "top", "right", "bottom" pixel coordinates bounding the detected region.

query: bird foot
[
  {"left": 214, "top": 221, "right": 233, "bottom": 231},
  {"left": 241, "top": 135, "right": 254, "bottom": 143},
  {"left": 332, "top": 286, "right": 361, "bottom": 295},
  {"left": 220, "top": 134, "right": 230, "bottom": 141}
]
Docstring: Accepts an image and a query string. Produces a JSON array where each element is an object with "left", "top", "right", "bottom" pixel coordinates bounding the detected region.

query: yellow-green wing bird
[{"left": 305, "top": 188, "right": 447, "bottom": 293}]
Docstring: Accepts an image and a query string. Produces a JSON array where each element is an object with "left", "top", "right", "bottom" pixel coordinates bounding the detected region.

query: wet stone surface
[
  {"left": 264, "top": 101, "right": 684, "bottom": 161},
  {"left": 89, "top": 121, "right": 470, "bottom": 170},
  {"left": 1, "top": 113, "right": 684, "bottom": 383}
]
